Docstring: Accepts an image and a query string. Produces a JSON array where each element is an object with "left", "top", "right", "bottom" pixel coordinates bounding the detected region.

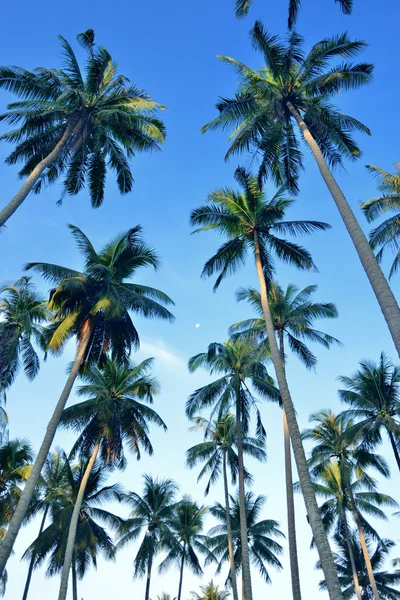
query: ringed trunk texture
[
  {"left": 72, "top": 561, "right": 78, "bottom": 600},
  {"left": 342, "top": 511, "right": 362, "bottom": 600},
  {"left": 253, "top": 230, "right": 343, "bottom": 600},
  {"left": 144, "top": 539, "right": 154, "bottom": 600},
  {"left": 0, "top": 121, "right": 79, "bottom": 228},
  {"left": 287, "top": 101, "right": 400, "bottom": 359},
  {"left": 57, "top": 438, "right": 100, "bottom": 600},
  {"left": 235, "top": 381, "right": 253, "bottom": 600},
  {"left": 223, "top": 449, "right": 239, "bottom": 600},
  {"left": 0, "top": 324, "right": 93, "bottom": 578},
  {"left": 388, "top": 431, "right": 400, "bottom": 473},
  {"left": 177, "top": 542, "right": 186, "bottom": 600},
  {"left": 21, "top": 505, "right": 49, "bottom": 600}
]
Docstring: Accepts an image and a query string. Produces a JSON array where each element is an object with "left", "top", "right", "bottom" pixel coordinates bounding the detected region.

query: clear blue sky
[{"left": 1, "top": 0, "right": 400, "bottom": 598}]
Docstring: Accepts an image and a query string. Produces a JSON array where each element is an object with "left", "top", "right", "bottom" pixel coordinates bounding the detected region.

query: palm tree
[
  {"left": 361, "top": 165, "right": 400, "bottom": 279},
  {"left": 159, "top": 496, "right": 208, "bottom": 600},
  {"left": 230, "top": 281, "right": 341, "bottom": 600},
  {"left": 206, "top": 491, "right": 284, "bottom": 593},
  {"left": 202, "top": 25, "right": 400, "bottom": 360},
  {"left": 117, "top": 475, "right": 178, "bottom": 600},
  {"left": 22, "top": 450, "right": 69, "bottom": 600},
  {"left": 0, "top": 224, "right": 174, "bottom": 578},
  {"left": 0, "top": 277, "right": 48, "bottom": 392},
  {"left": 23, "top": 457, "right": 120, "bottom": 600},
  {"left": 57, "top": 357, "right": 167, "bottom": 600},
  {"left": 234, "top": 0, "right": 352, "bottom": 28},
  {"left": 0, "top": 29, "right": 166, "bottom": 227},
  {"left": 186, "top": 414, "right": 266, "bottom": 600},
  {"left": 304, "top": 411, "right": 393, "bottom": 600},
  {"left": 187, "top": 339, "right": 278, "bottom": 600},
  {"left": 190, "top": 580, "right": 230, "bottom": 600},
  {"left": 319, "top": 532, "right": 400, "bottom": 599},
  {"left": 0, "top": 438, "right": 33, "bottom": 527},
  {"left": 190, "top": 167, "right": 342, "bottom": 600}
]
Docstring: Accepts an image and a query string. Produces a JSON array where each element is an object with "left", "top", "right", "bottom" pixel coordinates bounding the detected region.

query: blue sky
[{"left": 1, "top": 0, "right": 400, "bottom": 598}]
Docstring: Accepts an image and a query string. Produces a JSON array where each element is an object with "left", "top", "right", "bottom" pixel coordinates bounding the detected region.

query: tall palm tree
[
  {"left": 23, "top": 457, "right": 120, "bottom": 600},
  {"left": 117, "top": 475, "right": 178, "bottom": 600},
  {"left": 187, "top": 339, "right": 278, "bottom": 600},
  {"left": 0, "top": 277, "right": 48, "bottom": 392},
  {"left": 234, "top": 0, "right": 352, "bottom": 28},
  {"left": 186, "top": 414, "right": 266, "bottom": 600},
  {"left": 202, "top": 25, "right": 400, "bottom": 360},
  {"left": 190, "top": 167, "right": 342, "bottom": 600},
  {"left": 206, "top": 491, "right": 284, "bottom": 592},
  {"left": 0, "top": 438, "right": 33, "bottom": 528},
  {"left": 338, "top": 353, "right": 400, "bottom": 472},
  {"left": 0, "top": 29, "right": 166, "bottom": 227},
  {"left": 319, "top": 532, "right": 400, "bottom": 599},
  {"left": 361, "top": 166, "right": 400, "bottom": 279},
  {"left": 304, "top": 411, "right": 393, "bottom": 600},
  {"left": 159, "top": 496, "right": 208, "bottom": 600},
  {"left": 57, "top": 357, "right": 166, "bottom": 600},
  {"left": 0, "top": 224, "right": 174, "bottom": 578},
  {"left": 230, "top": 281, "right": 341, "bottom": 600},
  {"left": 190, "top": 580, "right": 230, "bottom": 600}
]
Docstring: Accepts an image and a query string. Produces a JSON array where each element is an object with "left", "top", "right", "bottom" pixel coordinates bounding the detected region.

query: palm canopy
[
  {"left": 319, "top": 532, "right": 400, "bottom": 599},
  {"left": 0, "top": 438, "right": 33, "bottom": 527},
  {"left": 202, "top": 25, "right": 372, "bottom": 194},
  {"left": 117, "top": 474, "right": 178, "bottom": 578},
  {"left": 229, "top": 282, "right": 341, "bottom": 369},
  {"left": 191, "top": 166, "right": 329, "bottom": 289},
  {"left": 190, "top": 580, "right": 230, "bottom": 600},
  {"left": 206, "top": 491, "right": 284, "bottom": 584},
  {"left": 0, "top": 276, "right": 48, "bottom": 390},
  {"left": 0, "top": 29, "right": 166, "bottom": 208},
  {"left": 186, "top": 414, "right": 266, "bottom": 495},
  {"left": 23, "top": 456, "right": 121, "bottom": 579},
  {"left": 26, "top": 224, "right": 174, "bottom": 369},
  {"left": 61, "top": 357, "right": 166, "bottom": 465}
]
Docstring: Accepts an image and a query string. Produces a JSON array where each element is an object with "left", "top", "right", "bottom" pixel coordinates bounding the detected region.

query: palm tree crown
[
  {"left": 0, "top": 439, "right": 33, "bottom": 527},
  {"left": 190, "top": 580, "right": 230, "bottom": 600}
]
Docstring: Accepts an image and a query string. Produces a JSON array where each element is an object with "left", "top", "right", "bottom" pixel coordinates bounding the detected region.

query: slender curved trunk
[
  {"left": 177, "top": 542, "right": 186, "bottom": 600},
  {"left": 144, "top": 534, "right": 155, "bottom": 600},
  {"left": 342, "top": 510, "right": 362, "bottom": 600},
  {"left": 346, "top": 484, "right": 381, "bottom": 600},
  {"left": 388, "top": 431, "right": 400, "bottom": 473},
  {"left": 223, "top": 449, "right": 239, "bottom": 600},
  {"left": 0, "top": 121, "right": 82, "bottom": 228},
  {"left": 57, "top": 438, "right": 100, "bottom": 600},
  {"left": 21, "top": 505, "right": 49, "bottom": 600},
  {"left": 0, "top": 323, "right": 94, "bottom": 578},
  {"left": 278, "top": 332, "right": 302, "bottom": 600},
  {"left": 253, "top": 230, "right": 343, "bottom": 600},
  {"left": 72, "top": 560, "right": 78, "bottom": 600},
  {"left": 235, "top": 378, "right": 253, "bottom": 600},
  {"left": 287, "top": 101, "right": 400, "bottom": 359}
]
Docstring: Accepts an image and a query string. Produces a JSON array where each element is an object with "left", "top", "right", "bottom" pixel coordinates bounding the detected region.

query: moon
[{"left": 195, "top": 323, "right": 201, "bottom": 328}]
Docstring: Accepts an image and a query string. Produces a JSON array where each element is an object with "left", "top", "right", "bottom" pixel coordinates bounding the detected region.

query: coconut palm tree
[
  {"left": 234, "top": 0, "right": 352, "bottom": 28},
  {"left": 0, "top": 224, "right": 174, "bottom": 578},
  {"left": 304, "top": 411, "right": 393, "bottom": 600},
  {"left": 117, "top": 475, "right": 178, "bottom": 600},
  {"left": 190, "top": 167, "right": 342, "bottom": 600},
  {"left": 338, "top": 353, "right": 400, "bottom": 472},
  {"left": 57, "top": 357, "right": 167, "bottom": 600},
  {"left": 230, "top": 281, "right": 341, "bottom": 600},
  {"left": 0, "top": 29, "right": 166, "bottom": 227},
  {"left": 159, "top": 496, "right": 208, "bottom": 600},
  {"left": 206, "top": 491, "right": 284, "bottom": 592},
  {"left": 23, "top": 457, "right": 120, "bottom": 600},
  {"left": 319, "top": 532, "right": 400, "bottom": 599},
  {"left": 190, "top": 580, "right": 230, "bottom": 600},
  {"left": 0, "top": 277, "right": 48, "bottom": 392},
  {"left": 186, "top": 414, "right": 266, "bottom": 600},
  {"left": 361, "top": 166, "right": 400, "bottom": 279},
  {"left": 187, "top": 339, "right": 278, "bottom": 600},
  {"left": 202, "top": 25, "right": 400, "bottom": 361},
  {"left": 0, "top": 438, "right": 33, "bottom": 527}
]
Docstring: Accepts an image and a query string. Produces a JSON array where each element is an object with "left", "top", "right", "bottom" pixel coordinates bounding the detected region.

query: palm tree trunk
[
  {"left": 235, "top": 378, "right": 253, "bottom": 600},
  {"left": 286, "top": 101, "right": 400, "bottom": 359},
  {"left": 177, "top": 542, "right": 186, "bottom": 600},
  {"left": 278, "top": 332, "right": 302, "bottom": 600},
  {"left": 342, "top": 511, "right": 362, "bottom": 600},
  {"left": 223, "top": 449, "right": 239, "bottom": 600},
  {"left": 346, "top": 483, "right": 380, "bottom": 600},
  {"left": 242, "top": 578, "right": 245, "bottom": 600},
  {"left": 0, "top": 322, "right": 94, "bottom": 579},
  {"left": 57, "top": 438, "right": 100, "bottom": 600},
  {"left": 0, "top": 120, "right": 81, "bottom": 227},
  {"left": 72, "top": 560, "right": 78, "bottom": 600},
  {"left": 388, "top": 431, "right": 400, "bottom": 473},
  {"left": 144, "top": 539, "right": 154, "bottom": 600},
  {"left": 253, "top": 230, "right": 343, "bottom": 600},
  {"left": 21, "top": 505, "right": 49, "bottom": 600}
]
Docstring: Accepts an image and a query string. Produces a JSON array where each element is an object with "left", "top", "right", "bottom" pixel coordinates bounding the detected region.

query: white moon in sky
[{"left": 195, "top": 323, "right": 201, "bottom": 328}]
